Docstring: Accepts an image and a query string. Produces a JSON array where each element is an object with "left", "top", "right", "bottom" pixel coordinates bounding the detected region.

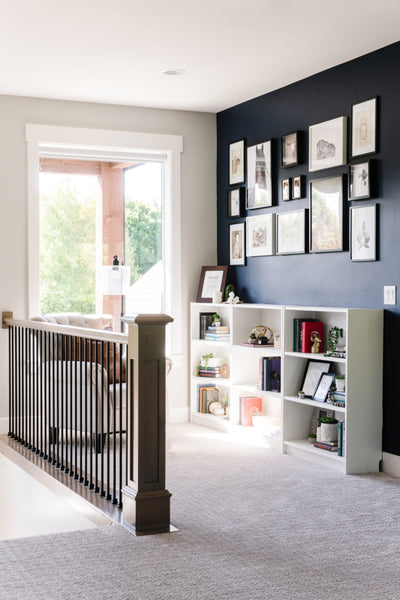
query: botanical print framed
[
  {"left": 350, "top": 204, "right": 376, "bottom": 262},
  {"left": 229, "top": 139, "right": 245, "bottom": 185},
  {"left": 282, "top": 178, "right": 291, "bottom": 201},
  {"left": 276, "top": 209, "right": 306, "bottom": 255},
  {"left": 310, "top": 175, "right": 344, "bottom": 253},
  {"left": 292, "top": 175, "right": 304, "bottom": 199},
  {"left": 281, "top": 132, "right": 298, "bottom": 168},
  {"left": 230, "top": 222, "right": 245, "bottom": 265},
  {"left": 227, "top": 187, "right": 245, "bottom": 217},
  {"left": 348, "top": 160, "right": 370, "bottom": 200},
  {"left": 196, "top": 266, "right": 228, "bottom": 302},
  {"left": 309, "top": 116, "right": 347, "bottom": 172},
  {"left": 351, "top": 97, "right": 377, "bottom": 158},
  {"left": 247, "top": 140, "right": 272, "bottom": 209},
  {"left": 246, "top": 214, "right": 275, "bottom": 257}
]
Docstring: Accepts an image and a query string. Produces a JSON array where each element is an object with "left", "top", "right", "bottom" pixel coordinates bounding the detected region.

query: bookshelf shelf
[{"left": 190, "top": 302, "right": 383, "bottom": 474}]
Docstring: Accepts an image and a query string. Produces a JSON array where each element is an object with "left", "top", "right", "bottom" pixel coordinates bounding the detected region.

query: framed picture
[
  {"left": 246, "top": 214, "right": 275, "bottom": 257},
  {"left": 229, "top": 140, "right": 245, "bottom": 185},
  {"left": 228, "top": 187, "right": 245, "bottom": 217},
  {"left": 310, "top": 175, "right": 344, "bottom": 253},
  {"left": 301, "top": 360, "right": 331, "bottom": 398},
  {"left": 276, "top": 209, "right": 306, "bottom": 255},
  {"left": 196, "top": 266, "right": 228, "bottom": 303},
  {"left": 313, "top": 372, "right": 335, "bottom": 403},
  {"left": 351, "top": 97, "right": 377, "bottom": 158},
  {"left": 281, "top": 132, "right": 298, "bottom": 168},
  {"left": 230, "top": 222, "right": 245, "bottom": 265},
  {"left": 309, "top": 116, "right": 347, "bottom": 172},
  {"left": 349, "top": 161, "right": 370, "bottom": 200},
  {"left": 292, "top": 175, "right": 304, "bottom": 199},
  {"left": 281, "top": 178, "right": 291, "bottom": 201},
  {"left": 247, "top": 140, "right": 272, "bottom": 209},
  {"left": 350, "top": 204, "right": 377, "bottom": 262}
]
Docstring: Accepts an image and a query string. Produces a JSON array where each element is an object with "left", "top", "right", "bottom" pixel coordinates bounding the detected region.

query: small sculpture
[
  {"left": 226, "top": 291, "right": 240, "bottom": 304},
  {"left": 310, "top": 331, "right": 321, "bottom": 353}
]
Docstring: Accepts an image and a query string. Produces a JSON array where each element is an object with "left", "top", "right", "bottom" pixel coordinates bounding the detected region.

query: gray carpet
[{"left": 1, "top": 423, "right": 400, "bottom": 600}]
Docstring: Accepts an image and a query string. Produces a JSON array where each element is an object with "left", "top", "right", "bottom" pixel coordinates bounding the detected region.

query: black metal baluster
[
  {"left": 56, "top": 333, "right": 60, "bottom": 467},
  {"left": 74, "top": 336, "right": 78, "bottom": 479},
  {"left": 100, "top": 341, "right": 105, "bottom": 496},
  {"left": 94, "top": 340, "right": 99, "bottom": 493},
  {"left": 27, "top": 328, "right": 32, "bottom": 449},
  {"left": 118, "top": 343, "right": 123, "bottom": 508},
  {"left": 112, "top": 344, "right": 117, "bottom": 504},
  {"left": 89, "top": 340, "right": 94, "bottom": 490},
  {"left": 51, "top": 332, "right": 56, "bottom": 464},
  {"left": 60, "top": 335, "right": 64, "bottom": 470},
  {"left": 79, "top": 337, "right": 84, "bottom": 482},
  {"left": 125, "top": 342, "right": 129, "bottom": 491},
  {"left": 8, "top": 326, "right": 13, "bottom": 437},
  {"left": 66, "top": 335, "right": 72, "bottom": 475},
  {"left": 43, "top": 331, "right": 48, "bottom": 460},
  {"left": 106, "top": 342, "right": 111, "bottom": 501},
  {"left": 21, "top": 327, "right": 26, "bottom": 445},
  {"left": 39, "top": 330, "right": 44, "bottom": 457},
  {"left": 84, "top": 337, "right": 88, "bottom": 486}
]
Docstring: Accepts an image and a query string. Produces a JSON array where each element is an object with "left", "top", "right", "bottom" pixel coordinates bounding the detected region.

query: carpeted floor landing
[{"left": 1, "top": 423, "right": 400, "bottom": 599}]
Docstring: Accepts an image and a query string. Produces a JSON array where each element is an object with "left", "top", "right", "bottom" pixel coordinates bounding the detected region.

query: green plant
[
  {"left": 318, "top": 416, "right": 338, "bottom": 424},
  {"left": 325, "top": 326, "right": 344, "bottom": 356},
  {"left": 335, "top": 374, "right": 345, "bottom": 380},
  {"left": 196, "top": 352, "right": 214, "bottom": 375}
]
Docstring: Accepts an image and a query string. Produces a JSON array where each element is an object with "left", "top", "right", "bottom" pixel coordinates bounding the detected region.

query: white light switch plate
[{"left": 384, "top": 286, "right": 396, "bottom": 305}]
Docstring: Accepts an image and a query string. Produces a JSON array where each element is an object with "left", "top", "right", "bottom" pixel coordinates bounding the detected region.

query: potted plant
[
  {"left": 335, "top": 374, "right": 345, "bottom": 392},
  {"left": 212, "top": 313, "right": 221, "bottom": 327},
  {"left": 308, "top": 433, "right": 316, "bottom": 444},
  {"left": 325, "top": 326, "right": 344, "bottom": 356},
  {"left": 298, "top": 390, "right": 305, "bottom": 399}
]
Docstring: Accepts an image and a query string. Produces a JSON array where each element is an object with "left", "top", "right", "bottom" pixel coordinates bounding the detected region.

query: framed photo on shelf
[
  {"left": 292, "top": 175, "right": 304, "bottom": 199},
  {"left": 313, "top": 372, "right": 335, "bottom": 403},
  {"left": 350, "top": 204, "right": 377, "bottom": 262},
  {"left": 301, "top": 360, "right": 331, "bottom": 398},
  {"left": 309, "top": 116, "right": 347, "bottom": 172},
  {"left": 246, "top": 213, "right": 275, "bottom": 257},
  {"left": 282, "top": 178, "right": 291, "bottom": 201},
  {"left": 281, "top": 132, "right": 298, "bottom": 168},
  {"left": 230, "top": 222, "right": 245, "bottom": 266},
  {"left": 227, "top": 187, "right": 245, "bottom": 217},
  {"left": 196, "top": 266, "right": 228, "bottom": 303},
  {"left": 276, "top": 209, "right": 306, "bottom": 255},
  {"left": 351, "top": 97, "right": 377, "bottom": 158},
  {"left": 348, "top": 160, "right": 370, "bottom": 200},
  {"left": 229, "top": 139, "right": 245, "bottom": 185},
  {"left": 310, "top": 175, "right": 344, "bottom": 253},
  {"left": 247, "top": 140, "right": 272, "bottom": 210}
]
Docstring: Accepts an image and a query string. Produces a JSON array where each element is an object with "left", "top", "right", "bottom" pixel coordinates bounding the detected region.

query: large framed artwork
[
  {"left": 246, "top": 214, "right": 275, "bottom": 257},
  {"left": 276, "top": 209, "right": 306, "bottom": 255},
  {"left": 351, "top": 97, "right": 377, "bottom": 158},
  {"left": 230, "top": 222, "right": 245, "bottom": 265},
  {"left": 247, "top": 140, "right": 272, "bottom": 209},
  {"left": 229, "top": 140, "right": 245, "bottom": 185},
  {"left": 310, "top": 175, "right": 344, "bottom": 253},
  {"left": 309, "top": 116, "right": 347, "bottom": 172},
  {"left": 350, "top": 204, "right": 377, "bottom": 262}
]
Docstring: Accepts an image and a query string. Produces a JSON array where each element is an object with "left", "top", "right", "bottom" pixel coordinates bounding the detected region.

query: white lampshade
[{"left": 101, "top": 265, "right": 131, "bottom": 295}]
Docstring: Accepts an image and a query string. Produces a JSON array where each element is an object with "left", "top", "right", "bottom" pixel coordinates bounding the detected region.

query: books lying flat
[{"left": 314, "top": 441, "right": 338, "bottom": 452}]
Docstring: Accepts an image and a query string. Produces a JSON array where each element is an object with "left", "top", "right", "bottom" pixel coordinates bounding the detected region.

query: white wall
[{"left": 0, "top": 95, "right": 217, "bottom": 430}]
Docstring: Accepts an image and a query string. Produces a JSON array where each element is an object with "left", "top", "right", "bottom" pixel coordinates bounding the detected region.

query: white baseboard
[
  {"left": 382, "top": 452, "right": 400, "bottom": 478},
  {"left": 168, "top": 406, "right": 189, "bottom": 424},
  {"left": 0, "top": 417, "right": 8, "bottom": 435}
]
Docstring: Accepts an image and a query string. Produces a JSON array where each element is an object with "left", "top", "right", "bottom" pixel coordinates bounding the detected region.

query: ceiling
[{"left": 1, "top": 0, "right": 399, "bottom": 113}]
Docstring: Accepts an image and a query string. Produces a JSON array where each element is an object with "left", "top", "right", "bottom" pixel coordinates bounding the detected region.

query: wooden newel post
[{"left": 121, "top": 314, "right": 174, "bottom": 535}]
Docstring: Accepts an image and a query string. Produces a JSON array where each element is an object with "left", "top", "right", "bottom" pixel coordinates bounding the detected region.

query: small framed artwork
[
  {"left": 313, "top": 372, "right": 335, "bottom": 403},
  {"left": 229, "top": 140, "right": 245, "bottom": 185},
  {"left": 348, "top": 161, "right": 370, "bottom": 200},
  {"left": 309, "top": 116, "right": 347, "bottom": 172},
  {"left": 247, "top": 140, "right": 272, "bottom": 209},
  {"left": 350, "top": 204, "right": 377, "bottom": 262},
  {"left": 230, "top": 222, "right": 245, "bottom": 266},
  {"left": 292, "top": 175, "right": 304, "bottom": 199},
  {"left": 351, "top": 97, "right": 377, "bottom": 158},
  {"left": 276, "top": 209, "right": 306, "bottom": 255},
  {"left": 228, "top": 187, "right": 245, "bottom": 217},
  {"left": 301, "top": 360, "right": 331, "bottom": 398},
  {"left": 281, "top": 132, "right": 298, "bottom": 168},
  {"left": 281, "top": 178, "right": 291, "bottom": 201},
  {"left": 310, "top": 175, "right": 344, "bottom": 253},
  {"left": 196, "top": 266, "right": 228, "bottom": 303},
  {"left": 246, "top": 214, "right": 275, "bottom": 257}
]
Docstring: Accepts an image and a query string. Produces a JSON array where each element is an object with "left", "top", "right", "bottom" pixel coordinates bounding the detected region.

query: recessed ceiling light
[{"left": 162, "top": 68, "right": 186, "bottom": 76}]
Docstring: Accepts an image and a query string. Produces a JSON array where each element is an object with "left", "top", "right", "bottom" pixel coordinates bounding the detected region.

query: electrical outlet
[{"left": 384, "top": 286, "right": 397, "bottom": 305}]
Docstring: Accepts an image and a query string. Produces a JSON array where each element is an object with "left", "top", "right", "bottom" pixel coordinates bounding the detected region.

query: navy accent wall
[{"left": 217, "top": 41, "right": 400, "bottom": 456}]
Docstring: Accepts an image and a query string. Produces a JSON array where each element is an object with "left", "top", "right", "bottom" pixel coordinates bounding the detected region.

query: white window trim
[{"left": 26, "top": 124, "right": 183, "bottom": 360}]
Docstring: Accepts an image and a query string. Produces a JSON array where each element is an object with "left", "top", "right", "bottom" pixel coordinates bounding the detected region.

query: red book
[
  {"left": 240, "top": 396, "right": 263, "bottom": 426},
  {"left": 301, "top": 321, "right": 323, "bottom": 353}
]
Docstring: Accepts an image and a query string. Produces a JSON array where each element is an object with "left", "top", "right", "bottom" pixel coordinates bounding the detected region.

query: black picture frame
[
  {"left": 313, "top": 372, "right": 335, "bottom": 403},
  {"left": 348, "top": 160, "right": 370, "bottom": 200},
  {"left": 292, "top": 175, "right": 304, "bottom": 200},
  {"left": 247, "top": 140, "right": 272, "bottom": 209},
  {"left": 310, "top": 175, "right": 345, "bottom": 253},
  {"left": 230, "top": 222, "right": 246, "bottom": 266},
  {"left": 229, "top": 139, "right": 245, "bottom": 185},
  {"left": 281, "top": 178, "right": 291, "bottom": 201},
  {"left": 281, "top": 132, "right": 298, "bottom": 168},
  {"left": 196, "top": 266, "right": 228, "bottom": 303},
  {"left": 301, "top": 360, "right": 331, "bottom": 398},
  {"left": 351, "top": 97, "right": 378, "bottom": 159},
  {"left": 227, "top": 187, "right": 245, "bottom": 217}
]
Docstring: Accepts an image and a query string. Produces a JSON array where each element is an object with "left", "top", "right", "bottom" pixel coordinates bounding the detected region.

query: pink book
[{"left": 240, "top": 396, "right": 263, "bottom": 426}]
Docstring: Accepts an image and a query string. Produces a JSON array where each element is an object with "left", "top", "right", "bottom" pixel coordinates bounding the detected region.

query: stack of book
[
  {"left": 198, "top": 365, "right": 223, "bottom": 377},
  {"left": 258, "top": 357, "right": 281, "bottom": 392},
  {"left": 329, "top": 390, "right": 346, "bottom": 407},
  {"left": 314, "top": 440, "right": 338, "bottom": 452},
  {"left": 204, "top": 325, "right": 230, "bottom": 342},
  {"left": 197, "top": 384, "right": 220, "bottom": 413},
  {"left": 293, "top": 318, "right": 323, "bottom": 353}
]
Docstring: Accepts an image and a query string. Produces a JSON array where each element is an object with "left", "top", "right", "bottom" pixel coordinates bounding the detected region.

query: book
[
  {"left": 199, "top": 312, "right": 215, "bottom": 339},
  {"left": 293, "top": 318, "right": 318, "bottom": 352},
  {"left": 301, "top": 321, "right": 323, "bottom": 353},
  {"left": 259, "top": 357, "right": 281, "bottom": 392},
  {"left": 197, "top": 383, "right": 215, "bottom": 412},
  {"left": 203, "top": 387, "right": 219, "bottom": 413},
  {"left": 337, "top": 421, "right": 346, "bottom": 457},
  {"left": 240, "top": 396, "right": 263, "bottom": 426},
  {"left": 207, "top": 326, "right": 229, "bottom": 332},
  {"left": 314, "top": 441, "right": 338, "bottom": 452}
]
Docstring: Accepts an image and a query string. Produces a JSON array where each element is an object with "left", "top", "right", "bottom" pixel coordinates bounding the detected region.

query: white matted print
[
  {"left": 351, "top": 97, "right": 377, "bottom": 158},
  {"left": 247, "top": 140, "right": 272, "bottom": 209},
  {"left": 229, "top": 140, "right": 245, "bottom": 185},
  {"left": 230, "top": 222, "right": 245, "bottom": 265},
  {"left": 277, "top": 209, "right": 306, "bottom": 255},
  {"left": 309, "top": 116, "right": 347, "bottom": 172},
  {"left": 246, "top": 214, "right": 275, "bottom": 257},
  {"left": 350, "top": 204, "right": 376, "bottom": 262}
]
